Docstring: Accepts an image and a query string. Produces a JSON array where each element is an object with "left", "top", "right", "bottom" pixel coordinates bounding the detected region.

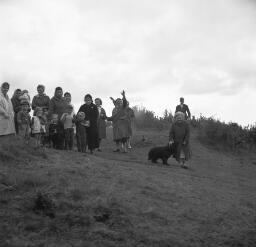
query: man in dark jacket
[{"left": 175, "top": 97, "right": 191, "bottom": 120}]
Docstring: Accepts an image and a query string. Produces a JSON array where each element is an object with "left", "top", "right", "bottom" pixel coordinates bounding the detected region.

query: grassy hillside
[{"left": 0, "top": 128, "right": 256, "bottom": 247}]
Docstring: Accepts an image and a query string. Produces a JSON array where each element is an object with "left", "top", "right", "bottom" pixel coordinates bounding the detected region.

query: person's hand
[
  {"left": 121, "top": 90, "right": 125, "bottom": 96},
  {"left": 169, "top": 140, "right": 174, "bottom": 145},
  {"left": 110, "top": 97, "right": 114, "bottom": 101},
  {"left": 182, "top": 141, "right": 186, "bottom": 145}
]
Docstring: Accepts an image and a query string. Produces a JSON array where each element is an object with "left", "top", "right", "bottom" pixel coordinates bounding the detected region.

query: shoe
[
  {"left": 113, "top": 149, "right": 120, "bottom": 152},
  {"left": 128, "top": 145, "right": 132, "bottom": 149}
]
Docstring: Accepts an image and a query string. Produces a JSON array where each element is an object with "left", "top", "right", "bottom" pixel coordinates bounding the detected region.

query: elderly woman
[
  {"left": 169, "top": 111, "right": 191, "bottom": 169},
  {"left": 11, "top": 88, "right": 22, "bottom": 134},
  {"left": 78, "top": 94, "right": 99, "bottom": 154},
  {"left": 108, "top": 90, "right": 130, "bottom": 153},
  {"left": 95, "top": 98, "right": 107, "bottom": 152},
  {"left": 0, "top": 82, "right": 15, "bottom": 137},
  {"left": 32, "top": 84, "right": 50, "bottom": 112}
]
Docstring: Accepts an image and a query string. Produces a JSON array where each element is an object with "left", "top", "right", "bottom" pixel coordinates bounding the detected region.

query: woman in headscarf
[
  {"left": 95, "top": 98, "right": 107, "bottom": 151},
  {"left": 108, "top": 90, "right": 130, "bottom": 153},
  {"left": 32, "top": 84, "right": 50, "bottom": 113},
  {"left": 11, "top": 88, "right": 22, "bottom": 134},
  {"left": 169, "top": 111, "right": 191, "bottom": 169},
  {"left": 0, "top": 82, "right": 15, "bottom": 137},
  {"left": 78, "top": 94, "right": 99, "bottom": 154}
]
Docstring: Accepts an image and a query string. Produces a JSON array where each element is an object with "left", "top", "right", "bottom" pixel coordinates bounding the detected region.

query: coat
[
  {"left": 108, "top": 100, "right": 130, "bottom": 142},
  {"left": 97, "top": 107, "right": 107, "bottom": 139},
  {"left": 48, "top": 96, "right": 68, "bottom": 119},
  {"left": 0, "top": 92, "right": 15, "bottom": 136},
  {"left": 78, "top": 103, "right": 99, "bottom": 150},
  {"left": 175, "top": 104, "right": 191, "bottom": 119},
  {"left": 169, "top": 120, "right": 191, "bottom": 161},
  {"left": 32, "top": 94, "right": 50, "bottom": 111}
]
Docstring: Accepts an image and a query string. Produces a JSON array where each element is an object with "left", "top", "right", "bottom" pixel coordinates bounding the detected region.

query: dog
[{"left": 148, "top": 142, "right": 174, "bottom": 165}]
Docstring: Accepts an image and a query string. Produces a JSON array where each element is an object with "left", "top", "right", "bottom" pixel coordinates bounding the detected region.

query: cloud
[{"left": 0, "top": 0, "right": 256, "bottom": 125}]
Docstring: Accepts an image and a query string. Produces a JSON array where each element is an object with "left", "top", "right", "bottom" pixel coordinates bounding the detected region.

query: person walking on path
[
  {"left": 78, "top": 94, "right": 99, "bottom": 154},
  {"left": 169, "top": 111, "right": 191, "bottom": 169},
  {"left": 0, "top": 82, "right": 16, "bottom": 137},
  {"left": 175, "top": 97, "right": 191, "bottom": 120}
]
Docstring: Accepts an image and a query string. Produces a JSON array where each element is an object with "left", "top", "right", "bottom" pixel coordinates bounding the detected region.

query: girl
[
  {"left": 31, "top": 107, "right": 46, "bottom": 148},
  {"left": 75, "top": 111, "right": 87, "bottom": 153},
  {"left": 78, "top": 94, "right": 99, "bottom": 154}
]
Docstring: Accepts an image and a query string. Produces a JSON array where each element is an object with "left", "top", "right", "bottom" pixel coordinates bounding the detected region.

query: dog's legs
[{"left": 162, "top": 157, "right": 168, "bottom": 165}]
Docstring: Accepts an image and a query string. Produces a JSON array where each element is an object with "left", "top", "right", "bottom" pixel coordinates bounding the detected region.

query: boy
[{"left": 75, "top": 111, "right": 87, "bottom": 153}]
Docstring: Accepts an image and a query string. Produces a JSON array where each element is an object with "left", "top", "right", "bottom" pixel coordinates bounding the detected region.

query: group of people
[
  {"left": 0, "top": 82, "right": 135, "bottom": 154},
  {"left": 0, "top": 81, "right": 192, "bottom": 167}
]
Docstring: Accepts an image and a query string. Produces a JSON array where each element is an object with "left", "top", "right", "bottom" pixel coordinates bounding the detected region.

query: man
[{"left": 175, "top": 97, "right": 191, "bottom": 120}]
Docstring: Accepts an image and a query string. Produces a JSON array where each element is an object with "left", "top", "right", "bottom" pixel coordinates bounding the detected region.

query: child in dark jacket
[
  {"left": 49, "top": 114, "right": 63, "bottom": 149},
  {"left": 75, "top": 111, "right": 87, "bottom": 153}
]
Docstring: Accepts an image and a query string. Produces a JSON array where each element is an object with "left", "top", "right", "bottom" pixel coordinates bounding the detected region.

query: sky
[{"left": 0, "top": 0, "right": 256, "bottom": 126}]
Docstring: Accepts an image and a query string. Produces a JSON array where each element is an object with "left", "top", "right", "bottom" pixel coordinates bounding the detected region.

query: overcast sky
[{"left": 0, "top": 0, "right": 255, "bottom": 126}]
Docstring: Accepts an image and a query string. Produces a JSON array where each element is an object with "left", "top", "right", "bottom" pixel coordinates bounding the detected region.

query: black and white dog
[{"left": 148, "top": 142, "right": 174, "bottom": 165}]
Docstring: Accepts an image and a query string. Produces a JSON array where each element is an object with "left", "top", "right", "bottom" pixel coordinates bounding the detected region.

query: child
[
  {"left": 17, "top": 100, "right": 31, "bottom": 144},
  {"left": 60, "top": 105, "right": 75, "bottom": 150},
  {"left": 49, "top": 114, "right": 60, "bottom": 149},
  {"left": 19, "top": 90, "right": 31, "bottom": 105},
  {"left": 31, "top": 107, "right": 46, "bottom": 148},
  {"left": 75, "top": 111, "right": 87, "bottom": 153}
]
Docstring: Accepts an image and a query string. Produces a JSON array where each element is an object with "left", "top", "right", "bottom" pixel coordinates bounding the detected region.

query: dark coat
[
  {"left": 78, "top": 103, "right": 99, "bottom": 151},
  {"left": 169, "top": 120, "right": 191, "bottom": 161},
  {"left": 32, "top": 94, "right": 50, "bottom": 111},
  {"left": 175, "top": 104, "right": 191, "bottom": 119},
  {"left": 97, "top": 107, "right": 107, "bottom": 139}
]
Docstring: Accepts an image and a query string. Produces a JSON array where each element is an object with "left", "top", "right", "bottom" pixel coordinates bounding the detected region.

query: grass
[{"left": 0, "top": 129, "right": 256, "bottom": 246}]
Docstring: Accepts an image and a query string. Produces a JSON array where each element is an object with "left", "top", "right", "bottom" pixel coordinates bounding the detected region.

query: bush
[
  {"left": 132, "top": 106, "right": 173, "bottom": 131},
  {"left": 197, "top": 115, "right": 255, "bottom": 151}
]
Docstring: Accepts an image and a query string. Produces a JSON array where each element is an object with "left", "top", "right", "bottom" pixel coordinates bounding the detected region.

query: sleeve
[
  {"left": 184, "top": 122, "right": 190, "bottom": 143},
  {"left": 175, "top": 105, "right": 178, "bottom": 113},
  {"left": 48, "top": 98, "right": 54, "bottom": 118},
  {"left": 17, "top": 111, "right": 22, "bottom": 124},
  {"left": 32, "top": 96, "right": 37, "bottom": 110},
  {"left": 60, "top": 113, "right": 66, "bottom": 122},
  {"left": 122, "top": 95, "right": 127, "bottom": 108},
  {"left": 46, "top": 96, "right": 50, "bottom": 110},
  {"left": 186, "top": 105, "right": 191, "bottom": 118},
  {"left": 0, "top": 100, "right": 7, "bottom": 115}
]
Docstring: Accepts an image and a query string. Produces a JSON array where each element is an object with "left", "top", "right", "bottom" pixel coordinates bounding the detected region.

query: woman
[
  {"left": 0, "top": 82, "right": 15, "bottom": 137},
  {"left": 32, "top": 84, "right": 50, "bottom": 112},
  {"left": 108, "top": 91, "right": 130, "bottom": 153},
  {"left": 48, "top": 87, "right": 68, "bottom": 149},
  {"left": 169, "top": 111, "right": 191, "bottom": 169},
  {"left": 95, "top": 98, "right": 107, "bottom": 151},
  {"left": 11, "top": 88, "right": 22, "bottom": 134},
  {"left": 78, "top": 94, "right": 99, "bottom": 154}
]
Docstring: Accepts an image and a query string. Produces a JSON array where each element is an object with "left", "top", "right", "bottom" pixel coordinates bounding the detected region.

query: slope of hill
[{"left": 0, "top": 128, "right": 256, "bottom": 247}]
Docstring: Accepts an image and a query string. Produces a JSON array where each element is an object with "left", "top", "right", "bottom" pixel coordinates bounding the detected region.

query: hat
[
  {"left": 20, "top": 100, "right": 30, "bottom": 106},
  {"left": 174, "top": 111, "right": 185, "bottom": 120}
]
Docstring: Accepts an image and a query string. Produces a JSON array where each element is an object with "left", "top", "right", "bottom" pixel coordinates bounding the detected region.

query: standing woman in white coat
[{"left": 0, "top": 82, "right": 15, "bottom": 137}]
